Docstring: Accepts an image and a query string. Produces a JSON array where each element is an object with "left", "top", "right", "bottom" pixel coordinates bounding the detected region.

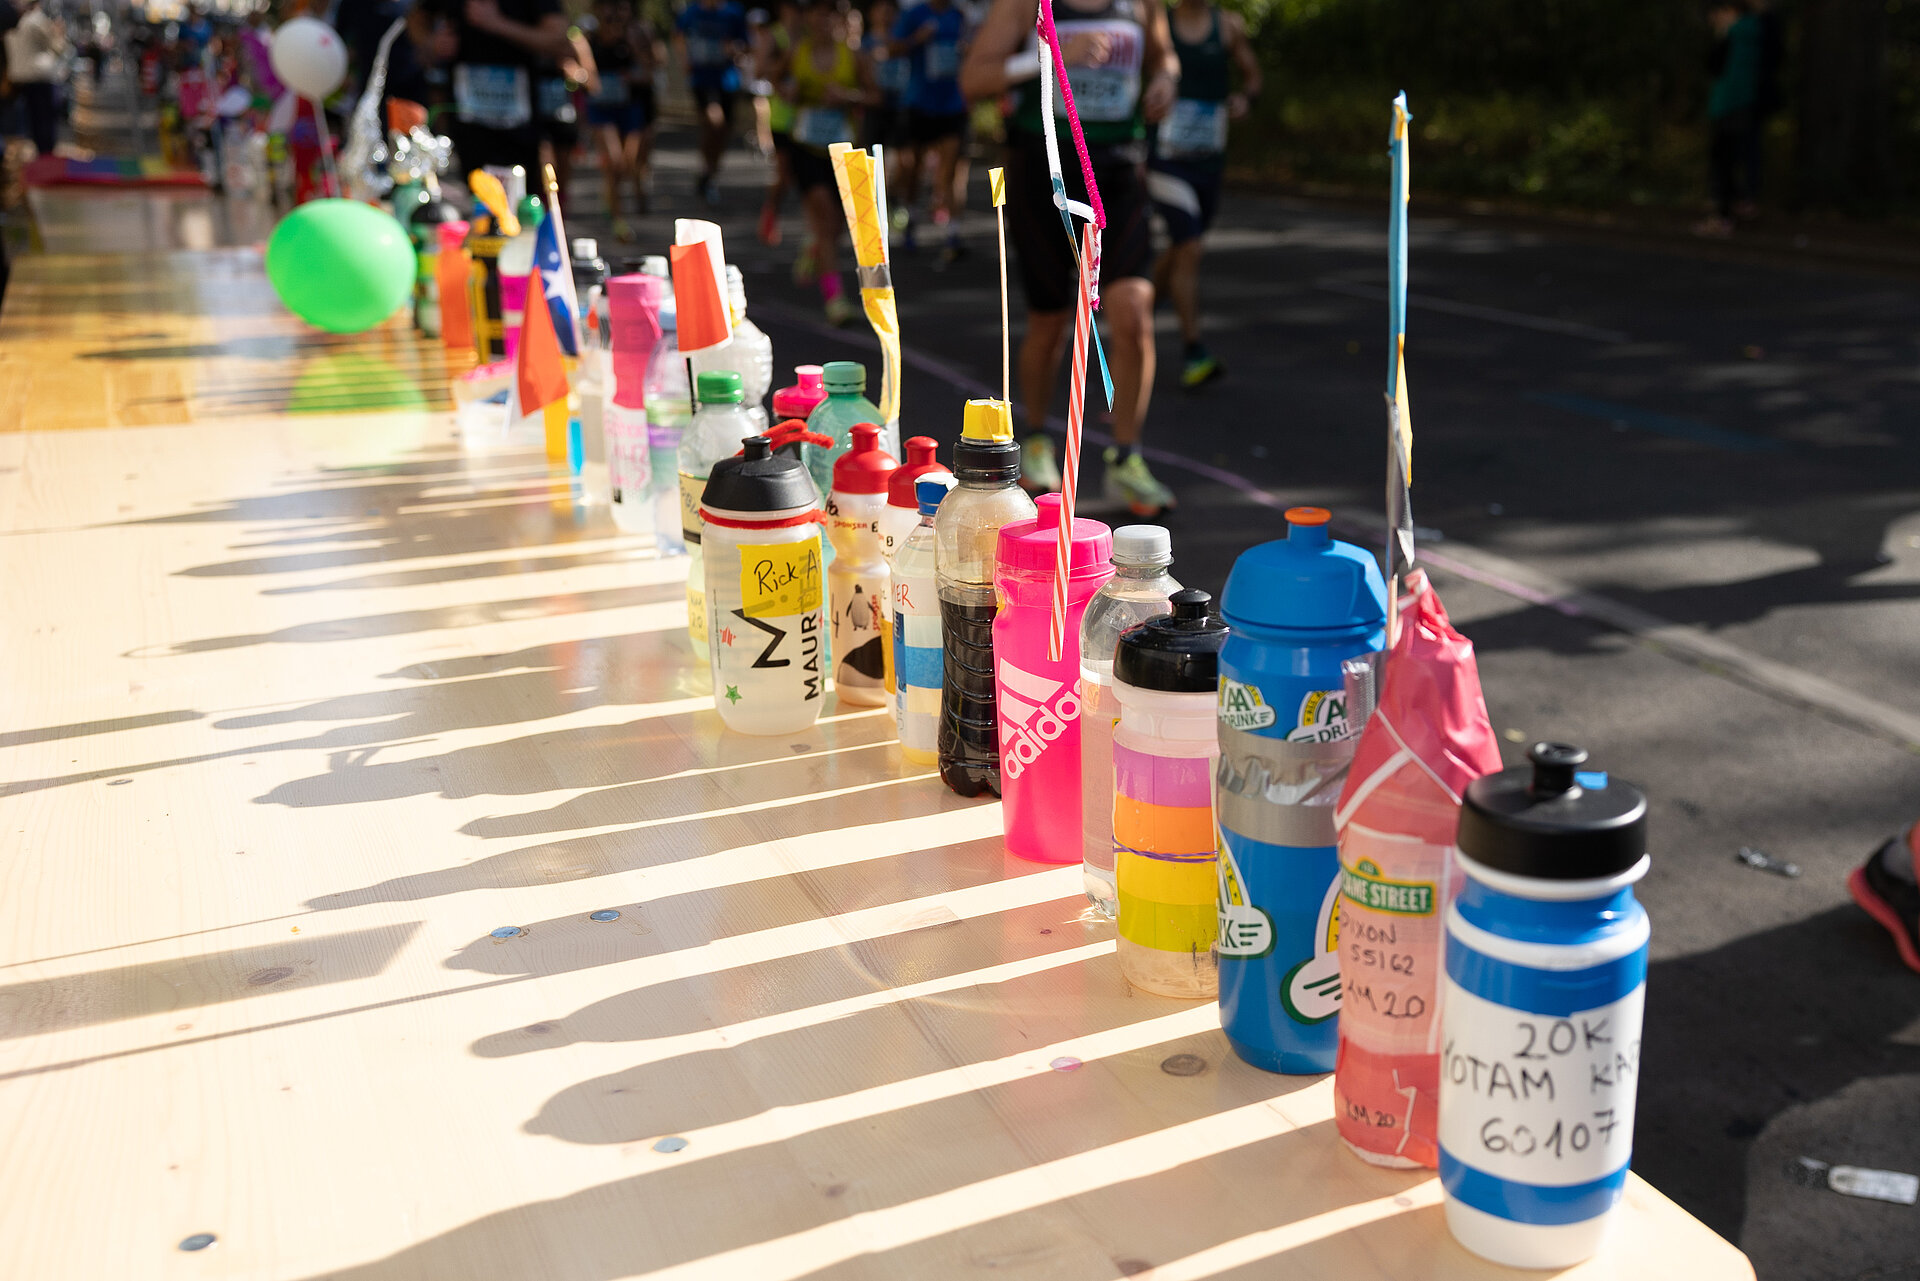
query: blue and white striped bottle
[{"left": 1439, "top": 742, "right": 1650, "bottom": 1269}]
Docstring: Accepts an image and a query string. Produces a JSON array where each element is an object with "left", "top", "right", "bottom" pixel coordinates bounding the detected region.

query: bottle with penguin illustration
[{"left": 826, "top": 424, "right": 897, "bottom": 708}]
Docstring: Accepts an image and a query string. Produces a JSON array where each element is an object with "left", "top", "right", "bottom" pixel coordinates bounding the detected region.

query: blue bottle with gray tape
[
  {"left": 1215, "top": 506, "right": 1387, "bottom": 1074},
  {"left": 1439, "top": 742, "right": 1650, "bottom": 1269}
]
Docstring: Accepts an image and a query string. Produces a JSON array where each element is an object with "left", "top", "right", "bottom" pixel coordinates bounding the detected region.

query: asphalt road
[{"left": 564, "top": 127, "right": 1920, "bottom": 1278}]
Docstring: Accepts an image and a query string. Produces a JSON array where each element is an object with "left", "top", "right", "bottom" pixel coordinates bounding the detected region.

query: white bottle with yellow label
[
  {"left": 701, "top": 436, "right": 828, "bottom": 735},
  {"left": 678, "top": 370, "right": 760, "bottom": 667}
]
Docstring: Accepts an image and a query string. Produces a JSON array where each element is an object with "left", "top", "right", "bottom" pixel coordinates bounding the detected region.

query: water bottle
[
  {"left": 605, "top": 274, "right": 663, "bottom": 533},
  {"left": 994, "top": 493, "right": 1112, "bottom": 861},
  {"left": 1215, "top": 505, "right": 1387, "bottom": 1074},
  {"left": 893, "top": 477, "right": 953, "bottom": 768},
  {"left": 435, "top": 220, "right": 474, "bottom": 370},
  {"left": 678, "top": 371, "right": 760, "bottom": 665},
  {"left": 881, "top": 436, "right": 950, "bottom": 560},
  {"left": 936, "top": 400, "right": 1036, "bottom": 798},
  {"left": 827, "top": 423, "right": 896, "bottom": 708},
  {"left": 804, "top": 361, "right": 886, "bottom": 503},
  {"left": 408, "top": 199, "right": 460, "bottom": 338},
  {"left": 497, "top": 194, "right": 543, "bottom": 360},
  {"left": 463, "top": 210, "right": 508, "bottom": 361},
  {"left": 772, "top": 364, "right": 827, "bottom": 427},
  {"left": 1079, "top": 527, "right": 1181, "bottom": 917},
  {"left": 1440, "top": 743, "right": 1650, "bottom": 1269},
  {"left": 701, "top": 436, "right": 826, "bottom": 735},
  {"left": 1113, "top": 589, "right": 1228, "bottom": 997},
  {"left": 691, "top": 265, "right": 774, "bottom": 432},
  {"left": 645, "top": 300, "right": 690, "bottom": 554}
]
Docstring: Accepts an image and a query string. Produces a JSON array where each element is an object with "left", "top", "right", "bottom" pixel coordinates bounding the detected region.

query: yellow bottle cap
[{"left": 962, "top": 398, "right": 1013, "bottom": 442}]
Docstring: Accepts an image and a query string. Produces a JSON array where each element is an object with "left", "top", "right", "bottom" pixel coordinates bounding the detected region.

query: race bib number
[
  {"left": 453, "top": 64, "right": 532, "bottom": 129},
  {"left": 536, "top": 76, "right": 575, "bottom": 122},
  {"left": 877, "top": 54, "right": 910, "bottom": 94},
  {"left": 1159, "top": 97, "right": 1227, "bottom": 157},
  {"left": 685, "top": 35, "right": 728, "bottom": 68},
  {"left": 924, "top": 39, "right": 961, "bottom": 81},
  {"left": 794, "top": 106, "right": 849, "bottom": 148},
  {"left": 591, "top": 74, "right": 631, "bottom": 105},
  {"left": 1053, "top": 20, "right": 1142, "bottom": 123}
]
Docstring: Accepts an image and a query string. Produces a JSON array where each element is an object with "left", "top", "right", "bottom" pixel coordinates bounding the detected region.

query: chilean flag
[{"left": 532, "top": 203, "right": 581, "bottom": 358}]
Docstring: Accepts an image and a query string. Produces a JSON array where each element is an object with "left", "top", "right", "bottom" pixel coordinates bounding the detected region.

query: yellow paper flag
[{"left": 989, "top": 166, "right": 1006, "bottom": 208}]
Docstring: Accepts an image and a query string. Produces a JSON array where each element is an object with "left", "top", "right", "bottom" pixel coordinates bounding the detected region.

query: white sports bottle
[
  {"left": 892, "top": 477, "right": 952, "bottom": 766},
  {"left": 827, "top": 424, "right": 896, "bottom": 708},
  {"left": 678, "top": 370, "right": 760, "bottom": 665},
  {"left": 701, "top": 436, "right": 827, "bottom": 735}
]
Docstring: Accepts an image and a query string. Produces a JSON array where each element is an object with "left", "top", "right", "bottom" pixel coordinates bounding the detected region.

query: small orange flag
[
  {"left": 669, "top": 239, "right": 731, "bottom": 354},
  {"left": 515, "top": 269, "right": 569, "bottom": 413}
]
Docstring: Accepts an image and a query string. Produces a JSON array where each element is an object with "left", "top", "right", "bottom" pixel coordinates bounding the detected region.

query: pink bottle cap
[
  {"left": 996, "top": 493, "right": 1113, "bottom": 576},
  {"left": 831, "top": 423, "right": 897, "bottom": 494},
  {"left": 772, "top": 364, "right": 827, "bottom": 420},
  {"left": 886, "top": 436, "right": 948, "bottom": 509},
  {"left": 437, "top": 220, "right": 470, "bottom": 250}
]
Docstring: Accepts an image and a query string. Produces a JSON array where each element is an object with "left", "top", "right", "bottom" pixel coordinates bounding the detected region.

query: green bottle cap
[{"left": 696, "top": 370, "right": 745, "bottom": 403}]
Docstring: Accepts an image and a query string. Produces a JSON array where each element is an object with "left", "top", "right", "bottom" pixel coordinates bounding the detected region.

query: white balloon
[{"left": 270, "top": 17, "right": 348, "bottom": 102}]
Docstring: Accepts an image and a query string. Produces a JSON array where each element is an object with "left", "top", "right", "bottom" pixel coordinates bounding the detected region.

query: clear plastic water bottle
[
  {"left": 678, "top": 371, "right": 760, "bottom": 664},
  {"left": 892, "top": 477, "right": 953, "bottom": 766},
  {"left": 645, "top": 301, "right": 691, "bottom": 555},
  {"left": 1078, "top": 527, "right": 1180, "bottom": 916},
  {"left": 691, "top": 265, "right": 773, "bottom": 432}
]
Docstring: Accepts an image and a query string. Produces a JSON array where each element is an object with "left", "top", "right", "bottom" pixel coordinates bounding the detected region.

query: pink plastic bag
[{"left": 1332, "top": 570, "right": 1501, "bottom": 1167}]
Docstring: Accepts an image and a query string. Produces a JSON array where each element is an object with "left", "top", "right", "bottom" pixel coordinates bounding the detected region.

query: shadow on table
[
  {"left": 471, "top": 895, "right": 1092, "bottom": 1060},
  {"left": 295, "top": 1028, "right": 1327, "bottom": 1281},
  {"left": 0, "top": 922, "right": 418, "bottom": 1040}
]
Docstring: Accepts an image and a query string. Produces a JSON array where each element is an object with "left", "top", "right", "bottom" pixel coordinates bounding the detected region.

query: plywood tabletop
[{"left": 0, "top": 251, "right": 1753, "bottom": 1281}]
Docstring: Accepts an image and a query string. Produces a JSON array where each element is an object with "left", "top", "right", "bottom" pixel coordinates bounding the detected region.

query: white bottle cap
[
  {"left": 572, "top": 237, "right": 598, "bottom": 260},
  {"left": 1112, "top": 525, "right": 1172, "bottom": 567}
]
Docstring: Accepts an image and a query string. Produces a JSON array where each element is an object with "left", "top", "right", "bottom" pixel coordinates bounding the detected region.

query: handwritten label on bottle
[
  {"left": 1437, "top": 981, "right": 1643, "bottom": 1185},
  {"left": 739, "top": 541, "right": 823, "bottom": 619}
]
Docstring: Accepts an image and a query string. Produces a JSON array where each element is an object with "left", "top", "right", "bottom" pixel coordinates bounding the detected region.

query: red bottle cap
[
  {"left": 886, "top": 435, "right": 950, "bottom": 509},
  {"left": 831, "top": 423, "right": 897, "bottom": 494}
]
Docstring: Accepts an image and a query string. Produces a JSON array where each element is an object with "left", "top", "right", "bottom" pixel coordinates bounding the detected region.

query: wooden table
[{"left": 0, "top": 249, "right": 1754, "bottom": 1280}]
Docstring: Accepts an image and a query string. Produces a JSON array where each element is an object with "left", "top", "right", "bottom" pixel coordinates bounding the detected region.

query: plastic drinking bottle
[
  {"left": 881, "top": 436, "right": 950, "bottom": 560},
  {"left": 435, "top": 220, "right": 474, "bottom": 369},
  {"left": 1439, "top": 743, "right": 1650, "bottom": 1270},
  {"left": 605, "top": 274, "right": 663, "bottom": 534},
  {"left": 994, "top": 493, "right": 1113, "bottom": 863},
  {"left": 645, "top": 300, "right": 690, "bottom": 555},
  {"left": 409, "top": 199, "right": 459, "bottom": 338},
  {"left": 496, "top": 194, "right": 542, "bottom": 360},
  {"left": 1113, "top": 590, "right": 1229, "bottom": 997},
  {"left": 827, "top": 424, "right": 897, "bottom": 708},
  {"left": 701, "top": 436, "right": 827, "bottom": 735},
  {"left": 772, "top": 364, "right": 828, "bottom": 427},
  {"left": 1215, "top": 506, "right": 1388, "bottom": 1074},
  {"left": 935, "top": 399, "right": 1035, "bottom": 798},
  {"left": 893, "top": 477, "right": 952, "bottom": 767},
  {"left": 691, "top": 265, "right": 774, "bottom": 432},
  {"left": 1080, "top": 526, "right": 1181, "bottom": 918},
  {"left": 678, "top": 371, "right": 760, "bottom": 665},
  {"left": 804, "top": 361, "right": 887, "bottom": 502}
]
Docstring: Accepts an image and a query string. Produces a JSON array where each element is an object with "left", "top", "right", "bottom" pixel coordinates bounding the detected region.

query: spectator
[
  {"left": 1697, "top": 0, "right": 1760, "bottom": 238},
  {"left": 5, "top": 0, "right": 67, "bottom": 158}
]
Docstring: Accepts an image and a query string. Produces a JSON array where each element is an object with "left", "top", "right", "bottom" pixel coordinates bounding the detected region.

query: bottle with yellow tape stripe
[{"left": 1113, "top": 590, "right": 1230, "bottom": 998}]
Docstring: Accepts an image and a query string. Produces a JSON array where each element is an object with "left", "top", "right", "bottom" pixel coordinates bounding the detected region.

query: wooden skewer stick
[{"left": 990, "top": 168, "right": 1011, "bottom": 406}]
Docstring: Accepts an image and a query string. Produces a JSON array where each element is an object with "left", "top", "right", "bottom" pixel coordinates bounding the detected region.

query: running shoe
[
  {"left": 1020, "top": 434, "right": 1062, "bottom": 493},
  {"left": 1181, "top": 346, "right": 1224, "bottom": 389},
  {"left": 1103, "top": 447, "right": 1177, "bottom": 517},
  {"left": 758, "top": 202, "right": 782, "bottom": 247},
  {"left": 824, "top": 293, "right": 859, "bottom": 327},
  {"left": 704, "top": 178, "right": 722, "bottom": 208},
  {"left": 791, "top": 243, "right": 819, "bottom": 286},
  {"left": 612, "top": 217, "right": 635, "bottom": 244},
  {"left": 935, "top": 240, "right": 968, "bottom": 271},
  {"left": 1849, "top": 826, "right": 1920, "bottom": 974}
]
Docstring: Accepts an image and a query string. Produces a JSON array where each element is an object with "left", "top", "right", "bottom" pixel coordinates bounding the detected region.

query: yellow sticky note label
[
  {"left": 989, "top": 167, "right": 1006, "bottom": 207},
  {"left": 739, "top": 540, "right": 823, "bottom": 619}
]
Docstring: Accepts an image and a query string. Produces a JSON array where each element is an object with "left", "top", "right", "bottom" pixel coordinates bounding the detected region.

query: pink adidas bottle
[{"left": 994, "top": 494, "right": 1113, "bottom": 863}]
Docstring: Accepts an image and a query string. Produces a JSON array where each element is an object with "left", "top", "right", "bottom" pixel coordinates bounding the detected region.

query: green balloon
[{"left": 265, "top": 199, "right": 417, "bottom": 334}]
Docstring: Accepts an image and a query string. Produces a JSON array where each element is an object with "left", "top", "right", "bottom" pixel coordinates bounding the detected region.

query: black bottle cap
[
  {"left": 1114, "top": 589, "right": 1230, "bottom": 693},
  {"left": 701, "top": 436, "right": 819, "bottom": 513},
  {"left": 952, "top": 435, "right": 1019, "bottom": 484},
  {"left": 409, "top": 199, "right": 462, "bottom": 229},
  {"left": 1457, "top": 742, "right": 1649, "bottom": 880}
]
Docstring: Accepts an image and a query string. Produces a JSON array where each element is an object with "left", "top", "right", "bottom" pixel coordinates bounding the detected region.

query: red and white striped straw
[{"left": 1050, "top": 222, "right": 1097, "bottom": 663}]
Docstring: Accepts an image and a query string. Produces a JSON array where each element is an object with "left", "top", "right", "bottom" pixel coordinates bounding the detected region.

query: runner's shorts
[
  {"left": 905, "top": 107, "right": 967, "bottom": 147},
  {"left": 692, "top": 82, "right": 738, "bottom": 117},
  {"left": 791, "top": 143, "right": 838, "bottom": 194},
  {"left": 1005, "top": 130, "right": 1152, "bottom": 313},
  {"left": 587, "top": 87, "right": 655, "bottom": 133},
  {"left": 1148, "top": 156, "right": 1224, "bottom": 244}
]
